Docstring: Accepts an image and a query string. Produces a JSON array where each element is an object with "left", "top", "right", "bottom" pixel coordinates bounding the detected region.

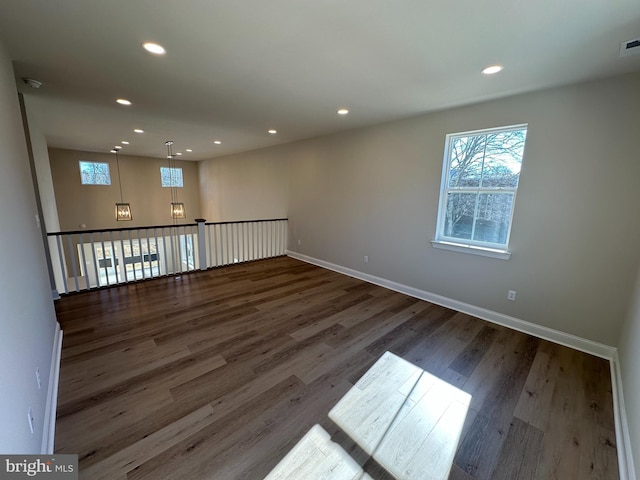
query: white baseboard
[
  {"left": 610, "top": 353, "right": 637, "bottom": 480},
  {"left": 41, "top": 322, "right": 63, "bottom": 454},
  {"left": 286, "top": 250, "right": 635, "bottom": 480}
]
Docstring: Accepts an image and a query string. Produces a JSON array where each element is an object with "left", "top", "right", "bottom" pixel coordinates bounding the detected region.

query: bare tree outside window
[
  {"left": 79, "top": 161, "right": 111, "bottom": 185},
  {"left": 436, "top": 126, "right": 527, "bottom": 249},
  {"left": 160, "top": 167, "right": 183, "bottom": 187}
]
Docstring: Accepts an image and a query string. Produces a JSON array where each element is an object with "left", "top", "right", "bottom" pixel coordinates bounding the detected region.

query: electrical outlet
[
  {"left": 297, "top": 239, "right": 301, "bottom": 246},
  {"left": 507, "top": 290, "right": 516, "bottom": 301},
  {"left": 27, "top": 407, "right": 34, "bottom": 434},
  {"left": 36, "top": 368, "right": 41, "bottom": 389},
  {"left": 363, "top": 255, "right": 369, "bottom": 263}
]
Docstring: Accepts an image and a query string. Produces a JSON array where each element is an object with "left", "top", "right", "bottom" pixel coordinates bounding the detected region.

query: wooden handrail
[{"left": 47, "top": 218, "right": 288, "bottom": 236}]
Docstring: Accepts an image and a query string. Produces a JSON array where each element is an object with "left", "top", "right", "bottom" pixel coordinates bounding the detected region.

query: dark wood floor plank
[
  {"left": 325, "top": 299, "right": 430, "bottom": 351},
  {"left": 289, "top": 289, "right": 402, "bottom": 340},
  {"left": 128, "top": 375, "right": 310, "bottom": 480},
  {"left": 449, "top": 325, "right": 499, "bottom": 377},
  {"left": 535, "top": 345, "right": 585, "bottom": 479},
  {"left": 364, "top": 303, "right": 456, "bottom": 358},
  {"left": 513, "top": 342, "right": 562, "bottom": 430},
  {"left": 458, "top": 327, "right": 531, "bottom": 412},
  {"left": 51, "top": 257, "right": 619, "bottom": 480},
  {"left": 405, "top": 311, "right": 485, "bottom": 378},
  {"left": 454, "top": 334, "right": 540, "bottom": 478},
  {"left": 490, "top": 417, "right": 544, "bottom": 480},
  {"left": 55, "top": 382, "right": 175, "bottom": 458},
  {"left": 448, "top": 464, "right": 475, "bottom": 480},
  {"left": 577, "top": 352, "right": 619, "bottom": 479}
]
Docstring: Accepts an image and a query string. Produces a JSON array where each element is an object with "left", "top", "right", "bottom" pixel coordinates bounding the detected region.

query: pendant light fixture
[
  {"left": 165, "top": 140, "right": 185, "bottom": 219},
  {"left": 113, "top": 149, "right": 132, "bottom": 221}
]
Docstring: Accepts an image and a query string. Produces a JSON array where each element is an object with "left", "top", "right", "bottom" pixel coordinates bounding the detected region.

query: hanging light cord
[
  {"left": 165, "top": 140, "right": 178, "bottom": 222},
  {"left": 172, "top": 147, "right": 178, "bottom": 207},
  {"left": 115, "top": 150, "right": 124, "bottom": 204}
]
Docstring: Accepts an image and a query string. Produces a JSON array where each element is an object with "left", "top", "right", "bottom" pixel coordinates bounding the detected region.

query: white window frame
[
  {"left": 432, "top": 124, "right": 528, "bottom": 260},
  {"left": 79, "top": 161, "right": 111, "bottom": 185},
  {"left": 160, "top": 167, "right": 183, "bottom": 188}
]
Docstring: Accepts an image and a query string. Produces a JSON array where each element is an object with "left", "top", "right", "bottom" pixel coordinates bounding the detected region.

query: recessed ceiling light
[
  {"left": 142, "top": 42, "right": 166, "bottom": 55},
  {"left": 121, "top": 141, "right": 129, "bottom": 145},
  {"left": 176, "top": 152, "right": 182, "bottom": 156},
  {"left": 186, "top": 149, "right": 193, "bottom": 152},
  {"left": 110, "top": 149, "right": 117, "bottom": 153},
  {"left": 481, "top": 64, "right": 503, "bottom": 75},
  {"left": 114, "top": 145, "right": 122, "bottom": 150},
  {"left": 22, "top": 78, "right": 43, "bottom": 89},
  {"left": 134, "top": 128, "right": 144, "bottom": 133},
  {"left": 268, "top": 129, "right": 277, "bottom": 134},
  {"left": 337, "top": 108, "right": 349, "bottom": 115},
  {"left": 214, "top": 140, "right": 222, "bottom": 145},
  {"left": 116, "top": 98, "right": 132, "bottom": 106}
]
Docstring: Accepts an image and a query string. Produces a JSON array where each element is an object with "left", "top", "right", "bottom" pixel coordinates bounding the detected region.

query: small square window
[
  {"left": 79, "top": 161, "right": 111, "bottom": 185},
  {"left": 160, "top": 167, "right": 183, "bottom": 187}
]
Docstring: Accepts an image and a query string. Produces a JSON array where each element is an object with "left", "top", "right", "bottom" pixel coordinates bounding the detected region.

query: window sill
[{"left": 430, "top": 240, "right": 511, "bottom": 260}]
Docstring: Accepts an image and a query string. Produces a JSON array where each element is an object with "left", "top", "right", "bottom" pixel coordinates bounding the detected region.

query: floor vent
[{"left": 619, "top": 37, "right": 640, "bottom": 57}]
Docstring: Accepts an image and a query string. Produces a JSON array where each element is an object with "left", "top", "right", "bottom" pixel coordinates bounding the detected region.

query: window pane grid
[
  {"left": 160, "top": 167, "right": 183, "bottom": 188},
  {"left": 436, "top": 125, "right": 527, "bottom": 251},
  {"left": 79, "top": 161, "right": 111, "bottom": 185}
]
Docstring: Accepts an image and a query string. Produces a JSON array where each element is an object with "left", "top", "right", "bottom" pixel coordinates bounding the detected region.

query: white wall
[
  {"left": 23, "top": 99, "right": 64, "bottom": 297},
  {"left": 619, "top": 268, "right": 640, "bottom": 477},
  {"left": 0, "top": 42, "right": 59, "bottom": 452},
  {"left": 48, "top": 148, "right": 201, "bottom": 230},
  {"left": 24, "top": 99, "right": 60, "bottom": 233},
  {"left": 199, "top": 148, "right": 289, "bottom": 222},
  {"left": 200, "top": 71, "right": 640, "bottom": 347}
]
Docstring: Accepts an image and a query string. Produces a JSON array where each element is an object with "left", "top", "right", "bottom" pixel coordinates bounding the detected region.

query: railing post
[{"left": 195, "top": 218, "right": 207, "bottom": 270}]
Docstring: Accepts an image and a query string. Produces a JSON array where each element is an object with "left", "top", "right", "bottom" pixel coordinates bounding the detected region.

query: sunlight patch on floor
[{"left": 265, "top": 352, "right": 471, "bottom": 480}]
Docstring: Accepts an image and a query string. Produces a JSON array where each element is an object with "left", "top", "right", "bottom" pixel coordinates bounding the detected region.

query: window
[
  {"left": 160, "top": 167, "right": 183, "bottom": 187},
  {"left": 79, "top": 161, "right": 111, "bottom": 185},
  {"left": 434, "top": 125, "right": 527, "bottom": 258}
]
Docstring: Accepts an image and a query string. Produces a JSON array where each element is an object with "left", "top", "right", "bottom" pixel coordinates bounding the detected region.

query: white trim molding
[
  {"left": 610, "top": 352, "right": 637, "bottom": 480},
  {"left": 286, "top": 250, "right": 634, "bottom": 480},
  {"left": 431, "top": 240, "right": 511, "bottom": 260},
  {"left": 41, "top": 322, "right": 63, "bottom": 454}
]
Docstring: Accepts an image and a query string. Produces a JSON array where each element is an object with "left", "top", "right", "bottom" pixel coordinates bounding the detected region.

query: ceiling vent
[{"left": 619, "top": 38, "right": 640, "bottom": 57}]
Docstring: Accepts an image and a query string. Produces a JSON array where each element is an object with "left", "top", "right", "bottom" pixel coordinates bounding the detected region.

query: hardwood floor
[{"left": 53, "top": 256, "right": 619, "bottom": 480}]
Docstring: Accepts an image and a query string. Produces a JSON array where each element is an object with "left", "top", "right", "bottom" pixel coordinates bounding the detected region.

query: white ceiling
[{"left": 0, "top": 0, "right": 639, "bottom": 161}]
